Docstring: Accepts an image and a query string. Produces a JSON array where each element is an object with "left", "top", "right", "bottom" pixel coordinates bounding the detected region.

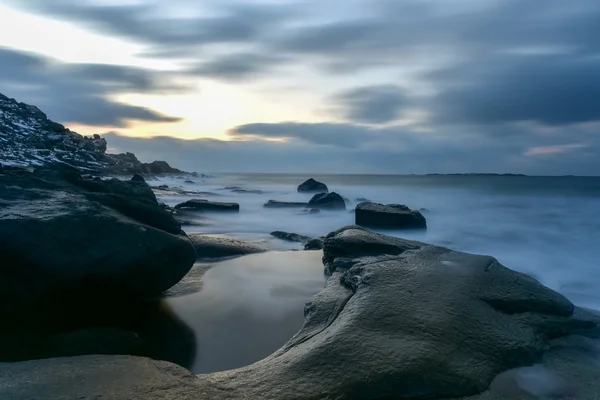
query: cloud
[
  {"left": 0, "top": 47, "right": 183, "bottom": 127},
  {"left": 332, "top": 85, "right": 407, "bottom": 124},
  {"left": 525, "top": 143, "right": 588, "bottom": 156},
  {"left": 189, "top": 53, "right": 289, "bottom": 81}
]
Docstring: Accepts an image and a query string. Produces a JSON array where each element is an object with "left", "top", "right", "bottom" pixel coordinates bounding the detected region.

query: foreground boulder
[
  {"left": 355, "top": 202, "right": 426, "bottom": 229},
  {"left": 263, "top": 200, "right": 307, "bottom": 209},
  {"left": 2, "top": 225, "right": 598, "bottom": 400},
  {"left": 174, "top": 199, "right": 239, "bottom": 212},
  {"left": 297, "top": 178, "right": 328, "bottom": 193},
  {"left": 0, "top": 167, "right": 196, "bottom": 320},
  {"left": 306, "top": 192, "right": 346, "bottom": 210},
  {"left": 188, "top": 234, "right": 267, "bottom": 258}
]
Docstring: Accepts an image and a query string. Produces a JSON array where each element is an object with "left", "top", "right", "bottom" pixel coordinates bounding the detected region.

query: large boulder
[
  {"left": 140, "top": 160, "right": 182, "bottom": 175},
  {"left": 188, "top": 234, "right": 267, "bottom": 258},
  {"left": 306, "top": 192, "right": 346, "bottom": 210},
  {"left": 355, "top": 202, "right": 426, "bottom": 229},
  {"left": 263, "top": 200, "right": 307, "bottom": 209},
  {"left": 0, "top": 168, "right": 196, "bottom": 320},
  {"left": 297, "top": 178, "right": 328, "bottom": 193},
  {"left": 174, "top": 199, "right": 239, "bottom": 212}
]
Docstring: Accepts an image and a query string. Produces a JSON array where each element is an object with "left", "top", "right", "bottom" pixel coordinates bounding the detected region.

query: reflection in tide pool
[{"left": 166, "top": 250, "right": 326, "bottom": 373}]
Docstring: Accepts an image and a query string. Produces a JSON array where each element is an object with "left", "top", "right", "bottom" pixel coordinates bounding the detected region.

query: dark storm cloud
[
  {"left": 428, "top": 55, "right": 600, "bottom": 126},
  {"left": 0, "top": 47, "right": 182, "bottom": 127},
  {"left": 189, "top": 53, "right": 288, "bottom": 81},
  {"left": 332, "top": 85, "right": 407, "bottom": 124}
]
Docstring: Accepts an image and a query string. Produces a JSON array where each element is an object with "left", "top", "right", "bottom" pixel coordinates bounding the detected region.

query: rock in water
[
  {"left": 0, "top": 168, "right": 196, "bottom": 321},
  {"left": 174, "top": 199, "right": 239, "bottom": 212},
  {"left": 2, "top": 226, "right": 598, "bottom": 400},
  {"left": 270, "top": 231, "right": 312, "bottom": 244},
  {"left": 140, "top": 161, "right": 182, "bottom": 175},
  {"left": 188, "top": 234, "right": 267, "bottom": 258},
  {"left": 297, "top": 178, "right": 329, "bottom": 193},
  {"left": 355, "top": 202, "right": 426, "bottom": 229},
  {"left": 306, "top": 192, "right": 346, "bottom": 210},
  {"left": 263, "top": 200, "right": 307, "bottom": 209},
  {"left": 304, "top": 237, "right": 325, "bottom": 250}
]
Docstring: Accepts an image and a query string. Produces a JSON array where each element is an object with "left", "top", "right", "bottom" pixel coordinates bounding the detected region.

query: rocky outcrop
[
  {"left": 355, "top": 202, "right": 426, "bottom": 229},
  {"left": 174, "top": 199, "right": 239, "bottom": 212},
  {"left": 188, "top": 234, "right": 267, "bottom": 259},
  {"left": 270, "top": 231, "right": 312, "bottom": 244},
  {"left": 306, "top": 192, "right": 346, "bottom": 210},
  {"left": 0, "top": 93, "right": 187, "bottom": 176},
  {"left": 297, "top": 178, "right": 328, "bottom": 193},
  {"left": 263, "top": 200, "right": 307, "bottom": 209},
  {"left": 3, "top": 226, "right": 599, "bottom": 400},
  {"left": 304, "top": 237, "right": 325, "bottom": 250},
  {"left": 0, "top": 166, "right": 196, "bottom": 321}
]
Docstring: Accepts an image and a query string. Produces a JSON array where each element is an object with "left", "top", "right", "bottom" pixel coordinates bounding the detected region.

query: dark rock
[
  {"left": 355, "top": 202, "right": 427, "bottom": 229},
  {"left": 156, "top": 184, "right": 169, "bottom": 189},
  {"left": 264, "top": 200, "right": 307, "bottom": 209},
  {"left": 0, "top": 169, "right": 196, "bottom": 321},
  {"left": 308, "top": 208, "right": 320, "bottom": 214},
  {"left": 270, "top": 231, "right": 312, "bottom": 244},
  {"left": 188, "top": 234, "right": 267, "bottom": 258},
  {"left": 184, "top": 180, "right": 195, "bottom": 184},
  {"left": 231, "top": 189, "right": 264, "bottom": 194},
  {"left": 174, "top": 199, "right": 239, "bottom": 212},
  {"left": 140, "top": 161, "right": 182, "bottom": 175},
  {"left": 356, "top": 197, "right": 371, "bottom": 202},
  {"left": 297, "top": 178, "right": 329, "bottom": 193},
  {"left": 304, "top": 237, "right": 325, "bottom": 250},
  {"left": 6, "top": 228, "right": 599, "bottom": 400},
  {"left": 130, "top": 174, "right": 146, "bottom": 183},
  {"left": 306, "top": 192, "right": 346, "bottom": 210}
]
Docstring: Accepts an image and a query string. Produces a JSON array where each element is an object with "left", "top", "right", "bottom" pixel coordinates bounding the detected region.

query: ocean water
[{"left": 149, "top": 173, "right": 600, "bottom": 311}]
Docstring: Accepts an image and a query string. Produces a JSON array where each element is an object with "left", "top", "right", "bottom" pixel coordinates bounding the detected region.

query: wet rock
[
  {"left": 140, "top": 161, "right": 182, "bottom": 175},
  {"left": 270, "top": 231, "right": 312, "bottom": 244},
  {"left": 297, "top": 178, "right": 329, "bottom": 193},
  {"left": 264, "top": 200, "right": 307, "bottom": 209},
  {"left": 356, "top": 197, "right": 371, "bottom": 202},
  {"left": 188, "top": 234, "right": 267, "bottom": 258},
  {"left": 304, "top": 237, "right": 325, "bottom": 250},
  {"left": 184, "top": 180, "right": 195, "bottom": 184},
  {"left": 231, "top": 189, "right": 264, "bottom": 194},
  {"left": 355, "top": 202, "right": 426, "bottom": 229},
  {"left": 306, "top": 192, "right": 346, "bottom": 210},
  {"left": 130, "top": 174, "right": 146, "bottom": 183},
  {"left": 174, "top": 199, "right": 239, "bottom": 212}
]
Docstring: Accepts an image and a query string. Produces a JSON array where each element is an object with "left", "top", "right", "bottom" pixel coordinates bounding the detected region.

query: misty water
[{"left": 144, "top": 173, "right": 600, "bottom": 374}]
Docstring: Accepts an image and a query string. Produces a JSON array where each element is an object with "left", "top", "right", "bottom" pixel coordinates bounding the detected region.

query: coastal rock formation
[
  {"left": 304, "top": 237, "right": 325, "bottom": 250},
  {"left": 297, "top": 178, "right": 328, "bottom": 193},
  {"left": 263, "top": 200, "right": 307, "bottom": 209},
  {"left": 188, "top": 234, "right": 267, "bottom": 259},
  {"left": 174, "top": 199, "right": 240, "bottom": 212},
  {"left": 0, "top": 166, "right": 196, "bottom": 321},
  {"left": 2, "top": 226, "right": 598, "bottom": 400},
  {"left": 355, "top": 202, "right": 427, "bottom": 229},
  {"left": 270, "top": 231, "right": 312, "bottom": 244},
  {"left": 0, "top": 93, "right": 185, "bottom": 175},
  {"left": 306, "top": 192, "right": 346, "bottom": 210}
]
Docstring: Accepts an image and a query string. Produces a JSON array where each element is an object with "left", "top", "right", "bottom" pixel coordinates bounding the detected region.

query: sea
[{"left": 139, "top": 173, "right": 600, "bottom": 374}]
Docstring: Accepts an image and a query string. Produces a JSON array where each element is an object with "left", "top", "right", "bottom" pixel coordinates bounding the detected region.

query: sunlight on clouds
[
  {"left": 0, "top": 5, "right": 173, "bottom": 70},
  {"left": 525, "top": 143, "right": 587, "bottom": 156}
]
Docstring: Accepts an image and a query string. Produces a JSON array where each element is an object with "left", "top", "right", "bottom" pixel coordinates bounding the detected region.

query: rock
[
  {"left": 0, "top": 168, "right": 196, "bottom": 321},
  {"left": 140, "top": 160, "right": 182, "bottom": 175},
  {"left": 4, "top": 227, "right": 599, "bottom": 400},
  {"left": 307, "top": 208, "right": 320, "bottom": 214},
  {"left": 356, "top": 197, "right": 371, "bottom": 202},
  {"left": 297, "top": 178, "right": 329, "bottom": 193},
  {"left": 263, "top": 200, "right": 307, "bottom": 209},
  {"left": 231, "top": 189, "right": 264, "bottom": 194},
  {"left": 184, "top": 180, "right": 195, "bottom": 184},
  {"left": 130, "top": 174, "right": 146, "bottom": 183},
  {"left": 270, "top": 231, "right": 312, "bottom": 244},
  {"left": 304, "top": 237, "right": 325, "bottom": 250},
  {"left": 156, "top": 184, "right": 169, "bottom": 189},
  {"left": 174, "top": 199, "right": 239, "bottom": 212},
  {"left": 355, "top": 202, "right": 426, "bottom": 229},
  {"left": 306, "top": 192, "right": 346, "bottom": 210},
  {"left": 188, "top": 234, "right": 267, "bottom": 258}
]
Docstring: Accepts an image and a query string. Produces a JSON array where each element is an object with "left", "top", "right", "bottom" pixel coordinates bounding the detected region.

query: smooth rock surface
[
  {"left": 355, "top": 202, "right": 427, "bottom": 229},
  {"left": 263, "top": 200, "right": 308, "bottom": 208},
  {"left": 306, "top": 192, "right": 346, "bottom": 210},
  {"left": 270, "top": 231, "right": 312, "bottom": 244},
  {"left": 174, "top": 199, "right": 240, "bottom": 212},
  {"left": 297, "top": 178, "right": 329, "bottom": 193},
  {"left": 188, "top": 234, "right": 267, "bottom": 258}
]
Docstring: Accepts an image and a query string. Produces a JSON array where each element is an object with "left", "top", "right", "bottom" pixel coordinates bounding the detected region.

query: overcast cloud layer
[{"left": 2, "top": 0, "right": 600, "bottom": 174}]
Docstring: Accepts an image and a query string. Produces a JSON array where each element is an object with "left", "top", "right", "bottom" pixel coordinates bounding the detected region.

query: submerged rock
[
  {"left": 270, "top": 231, "right": 312, "bottom": 244},
  {"left": 306, "top": 192, "right": 346, "bottom": 210},
  {"left": 297, "top": 178, "right": 328, "bottom": 193},
  {"left": 0, "top": 168, "right": 196, "bottom": 321},
  {"left": 188, "top": 234, "right": 267, "bottom": 258},
  {"left": 263, "top": 200, "right": 307, "bottom": 209},
  {"left": 3, "top": 226, "right": 598, "bottom": 400},
  {"left": 174, "top": 199, "right": 239, "bottom": 212},
  {"left": 355, "top": 202, "right": 426, "bottom": 229}
]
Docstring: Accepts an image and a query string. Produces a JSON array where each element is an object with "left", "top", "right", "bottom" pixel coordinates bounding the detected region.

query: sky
[{"left": 1, "top": 0, "right": 599, "bottom": 174}]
